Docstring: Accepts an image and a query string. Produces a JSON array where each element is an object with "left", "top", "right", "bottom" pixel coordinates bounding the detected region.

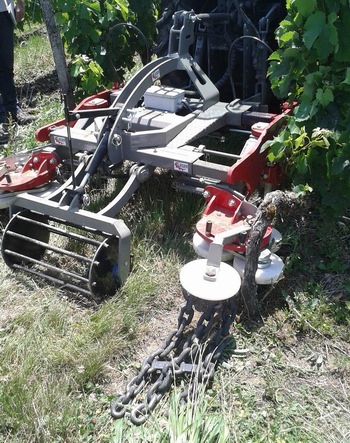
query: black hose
[
  {"left": 107, "top": 22, "right": 151, "bottom": 64},
  {"left": 228, "top": 35, "right": 273, "bottom": 99}
]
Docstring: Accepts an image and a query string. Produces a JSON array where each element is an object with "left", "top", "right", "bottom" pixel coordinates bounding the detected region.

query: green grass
[{"left": 0, "top": 25, "right": 349, "bottom": 443}]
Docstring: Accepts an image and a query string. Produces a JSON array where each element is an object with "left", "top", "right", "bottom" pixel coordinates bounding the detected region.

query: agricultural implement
[{"left": 0, "top": 5, "right": 289, "bottom": 423}]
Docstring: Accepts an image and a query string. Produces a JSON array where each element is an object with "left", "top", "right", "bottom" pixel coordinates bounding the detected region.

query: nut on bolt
[{"left": 205, "top": 266, "right": 217, "bottom": 277}]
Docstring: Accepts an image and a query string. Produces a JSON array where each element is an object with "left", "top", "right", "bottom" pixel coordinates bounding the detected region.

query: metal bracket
[{"left": 204, "top": 223, "right": 252, "bottom": 281}]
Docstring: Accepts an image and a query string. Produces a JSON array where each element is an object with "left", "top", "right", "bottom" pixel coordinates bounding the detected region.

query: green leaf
[
  {"left": 303, "top": 81, "right": 316, "bottom": 102},
  {"left": 341, "top": 68, "right": 350, "bottom": 85},
  {"left": 303, "top": 11, "right": 326, "bottom": 50},
  {"left": 292, "top": 184, "right": 313, "bottom": 195},
  {"left": 279, "top": 31, "right": 296, "bottom": 43},
  {"left": 316, "top": 88, "right": 334, "bottom": 107},
  {"left": 294, "top": 133, "right": 307, "bottom": 149},
  {"left": 86, "top": 1, "right": 100, "bottom": 13},
  {"left": 294, "top": 101, "right": 319, "bottom": 121},
  {"left": 282, "top": 47, "right": 300, "bottom": 59},
  {"left": 327, "top": 12, "right": 338, "bottom": 48},
  {"left": 293, "top": 0, "right": 317, "bottom": 17},
  {"left": 332, "top": 156, "right": 350, "bottom": 175},
  {"left": 268, "top": 51, "right": 281, "bottom": 62},
  {"left": 314, "top": 27, "right": 336, "bottom": 60},
  {"left": 296, "top": 154, "right": 308, "bottom": 174},
  {"left": 335, "top": 11, "right": 350, "bottom": 62},
  {"left": 288, "top": 118, "right": 303, "bottom": 135}
]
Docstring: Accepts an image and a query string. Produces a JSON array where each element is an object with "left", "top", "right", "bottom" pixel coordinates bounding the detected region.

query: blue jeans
[{"left": 0, "top": 12, "right": 18, "bottom": 124}]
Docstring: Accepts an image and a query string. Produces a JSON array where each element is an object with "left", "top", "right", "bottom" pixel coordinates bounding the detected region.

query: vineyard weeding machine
[
  {"left": 1, "top": 7, "right": 288, "bottom": 299},
  {"left": 0, "top": 4, "right": 289, "bottom": 423}
]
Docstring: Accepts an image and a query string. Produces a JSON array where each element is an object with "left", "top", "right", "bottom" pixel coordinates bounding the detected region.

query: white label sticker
[
  {"left": 54, "top": 136, "right": 67, "bottom": 146},
  {"left": 151, "top": 69, "right": 161, "bottom": 82},
  {"left": 174, "top": 161, "right": 189, "bottom": 172}
]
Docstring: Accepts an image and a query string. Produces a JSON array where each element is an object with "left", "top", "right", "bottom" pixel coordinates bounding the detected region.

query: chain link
[{"left": 110, "top": 293, "right": 236, "bottom": 425}]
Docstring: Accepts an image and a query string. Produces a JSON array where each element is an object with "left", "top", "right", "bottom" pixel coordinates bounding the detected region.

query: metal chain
[{"left": 110, "top": 293, "right": 236, "bottom": 425}]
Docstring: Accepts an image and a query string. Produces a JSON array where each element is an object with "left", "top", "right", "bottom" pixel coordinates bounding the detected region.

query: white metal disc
[
  {"left": 233, "top": 253, "right": 284, "bottom": 285},
  {"left": 180, "top": 259, "right": 241, "bottom": 301}
]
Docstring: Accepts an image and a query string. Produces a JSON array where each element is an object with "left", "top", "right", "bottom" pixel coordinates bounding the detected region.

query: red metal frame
[
  {"left": 195, "top": 185, "right": 272, "bottom": 253},
  {"left": 0, "top": 150, "right": 59, "bottom": 192},
  {"left": 226, "top": 103, "right": 293, "bottom": 196}
]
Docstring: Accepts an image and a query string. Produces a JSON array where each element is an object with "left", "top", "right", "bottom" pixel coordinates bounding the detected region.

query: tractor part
[
  {"left": 35, "top": 88, "right": 116, "bottom": 143},
  {"left": 195, "top": 186, "right": 272, "bottom": 254},
  {"left": 1, "top": 195, "right": 131, "bottom": 300},
  {"left": 233, "top": 249, "right": 284, "bottom": 285},
  {"left": 181, "top": 224, "right": 252, "bottom": 300},
  {"left": 192, "top": 185, "right": 285, "bottom": 286},
  {"left": 180, "top": 259, "right": 241, "bottom": 301},
  {"left": 0, "top": 148, "right": 59, "bottom": 208}
]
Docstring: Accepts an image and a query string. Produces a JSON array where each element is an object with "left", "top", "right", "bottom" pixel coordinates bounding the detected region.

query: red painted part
[
  {"left": 196, "top": 185, "right": 272, "bottom": 253},
  {"left": 0, "top": 151, "right": 59, "bottom": 192},
  {"left": 261, "top": 162, "right": 285, "bottom": 186},
  {"left": 226, "top": 103, "right": 293, "bottom": 197},
  {"left": 35, "top": 88, "right": 117, "bottom": 143}
]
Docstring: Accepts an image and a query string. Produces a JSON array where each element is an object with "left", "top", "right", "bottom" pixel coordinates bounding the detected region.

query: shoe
[
  {"left": 15, "top": 107, "right": 38, "bottom": 125},
  {"left": 0, "top": 124, "right": 9, "bottom": 145}
]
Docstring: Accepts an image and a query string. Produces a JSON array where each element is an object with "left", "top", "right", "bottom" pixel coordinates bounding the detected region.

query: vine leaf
[
  {"left": 294, "top": 0, "right": 317, "bottom": 17},
  {"left": 303, "top": 11, "right": 326, "bottom": 49},
  {"left": 316, "top": 88, "right": 334, "bottom": 107}
]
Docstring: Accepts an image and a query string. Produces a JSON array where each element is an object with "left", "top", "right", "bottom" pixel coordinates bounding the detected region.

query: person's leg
[{"left": 0, "top": 11, "right": 17, "bottom": 124}]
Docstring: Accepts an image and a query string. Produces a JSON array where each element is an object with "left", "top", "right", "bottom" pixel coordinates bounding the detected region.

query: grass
[{"left": 0, "top": 24, "right": 349, "bottom": 443}]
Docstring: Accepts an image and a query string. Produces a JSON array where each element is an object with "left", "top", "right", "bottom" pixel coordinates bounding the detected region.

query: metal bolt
[
  {"left": 203, "top": 190, "right": 211, "bottom": 199},
  {"left": 82, "top": 194, "right": 90, "bottom": 206},
  {"left": 112, "top": 134, "right": 122, "bottom": 146},
  {"left": 246, "top": 215, "right": 254, "bottom": 225},
  {"left": 228, "top": 199, "right": 236, "bottom": 207},
  {"left": 205, "top": 220, "right": 213, "bottom": 236},
  {"left": 258, "top": 249, "right": 272, "bottom": 268}
]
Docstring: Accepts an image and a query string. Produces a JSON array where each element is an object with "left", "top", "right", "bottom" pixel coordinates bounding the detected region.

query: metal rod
[
  {"left": 5, "top": 231, "right": 97, "bottom": 264},
  {"left": 64, "top": 94, "right": 77, "bottom": 189},
  {"left": 202, "top": 148, "right": 242, "bottom": 160},
  {"left": 228, "top": 128, "right": 251, "bottom": 134},
  {"left": 12, "top": 263, "right": 91, "bottom": 297},
  {"left": 15, "top": 214, "right": 103, "bottom": 246},
  {"left": 4, "top": 250, "right": 89, "bottom": 283}
]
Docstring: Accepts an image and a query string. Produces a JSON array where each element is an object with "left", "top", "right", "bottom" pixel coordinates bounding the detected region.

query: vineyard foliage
[
  {"left": 25, "top": 0, "right": 159, "bottom": 94},
  {"left": 267, "top": 0, "right": 350, "bottom": 217}
]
